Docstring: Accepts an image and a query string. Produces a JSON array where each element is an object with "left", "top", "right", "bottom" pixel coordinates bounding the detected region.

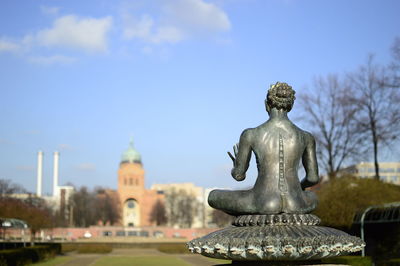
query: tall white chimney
[
  {"left": 36, "top": 151, "right": 43, "bottom": 197},
  {"left": 53, "top": 151, "right": 59, "bottom": 197}
]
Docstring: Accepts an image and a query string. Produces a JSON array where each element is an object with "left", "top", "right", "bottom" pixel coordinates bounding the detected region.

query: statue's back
[
  {"left": 250, "top": 120, "right": 313, "bottom": 213},
  {"left": 252, "top": 120, "right": 305, "bottom": 182}
]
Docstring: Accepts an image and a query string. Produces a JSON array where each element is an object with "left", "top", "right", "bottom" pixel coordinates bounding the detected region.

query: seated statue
[{"left": 208, "top": 82, "right": 320, "bottom": 215}]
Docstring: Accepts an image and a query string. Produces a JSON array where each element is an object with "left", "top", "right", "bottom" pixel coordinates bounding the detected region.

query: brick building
[{"left": 117, "top": 140, "right": 163, "bottom": 227}]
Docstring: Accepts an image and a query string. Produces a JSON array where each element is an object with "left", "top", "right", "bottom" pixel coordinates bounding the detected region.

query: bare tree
[
  {"left": 164, "top": 188, "right": 180, "bottom": 227},
  {"left": 298, "top": 75, "right": 366, "bottom": 179},
  {"left": 150, "top": 199, "right": 167, "bottom": 226},
  {"left": 347, "top": 55, "right": 400, "bottom": 180},
  {"left": 0, "top": 196, "right": 54, "bottom": 245},
  {"left": 390, "top": 37, "right": 400, "bottom": 86},
  {"left": 165, "top": 188, "right": 199, "bottom": 228},
  {"left": 177, "top": 190, "right": 198, "bottom": 228},
  {"left": 0, "top": 179, "right": 25, "bottom": 197},
  {"left": 70, "top": 186, "right": 96, "bottom": 227},
  {"left": 211, "top": 209, "right": 233, "bottom": 227},
  {"left": 94, "top": 188, "right": 121, "bottom": 226}
]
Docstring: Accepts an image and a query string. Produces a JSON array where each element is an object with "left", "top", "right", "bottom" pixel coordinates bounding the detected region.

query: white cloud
[
  {"left": 28, "top": 55, "right": 77, "bottom": 65},
  {"left": 165, "top": 0, "right": 231, "bottom": 33},
  {"left": 123, "top": 14, "right": 153, "bottom": 40},
  {"left": 123, "top": 14, "right": 183, "bottom": 44},
  {"left": 152, "top": 25, "right": 183, "bottom": 44},
  {"left": 35, "top": 15, "right": 113, "bottom": 53},
  {"left": 76, "top": 163, "right": 96, "bottom": 172},
  {"left": 0, "top": 14, "right": 114, "bottom": 62},
  {"left": 122, "top": 0, "right": 231, "bottom": 44},
  {"left": 0, "top": 38, "right": 21, "bottom": 53},
  {"left": 40, "top": 6, "right": 60, "bottom": 16}
]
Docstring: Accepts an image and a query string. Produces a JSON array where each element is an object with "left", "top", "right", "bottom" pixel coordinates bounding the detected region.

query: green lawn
[
  {"left": 93, "top": 256, "right": 190, "bottom": 266},
  {"left": 207, "top": 257, "right": 231, "bottom": 264},
  {"left": 34, "top": 256, "right": 73, "bottom": 266}
]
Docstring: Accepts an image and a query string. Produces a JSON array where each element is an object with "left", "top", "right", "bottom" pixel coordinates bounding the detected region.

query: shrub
[
  {"left": 157, "top": 243, "right": 190, "bottom": 254},
  {"left": 314, "top": 177, "right": 400, "bottom": 229},
  {"left": 0, "top": 244, "right": 60, "bottom": 266},
  {"left": 61, "top": 243, "right": 78, "bottom": 253},
  {"left": 322, "top": 256, "right": 372, "bottom": 266},
  {"left": 0, "top": 249, "right": 32, "bottom": 266},
  {"left": 378, "top": 258, "right": 400, "bottom": 266},
  {"left": 77, "top": 244, "right": 112, "bottom": 254}
]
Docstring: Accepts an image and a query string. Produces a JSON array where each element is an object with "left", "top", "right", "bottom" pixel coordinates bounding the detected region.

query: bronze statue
[
  {"left": 188, "top": 82, "right": 365, "bottom": 262},
  {"left": 209, "top": 82, "right": 319, "bottom": 215}
]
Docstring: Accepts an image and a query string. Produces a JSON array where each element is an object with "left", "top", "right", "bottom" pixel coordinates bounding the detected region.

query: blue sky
[{"left": 0, "top": 0, "right": 399, "bottom": 194}]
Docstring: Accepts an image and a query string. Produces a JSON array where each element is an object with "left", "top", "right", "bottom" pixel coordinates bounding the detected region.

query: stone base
[
  {"left": 187, "top": 224, "right": 365, "bottom": 261},
  {"left": 218, "top": 262, "right": 345, "bottom": 266},
  {"left": 231, "top": 259, "right": 323, "bottom": 265},
  {"left": 232, "top": 214, "right": 321, "bottom": 226}
]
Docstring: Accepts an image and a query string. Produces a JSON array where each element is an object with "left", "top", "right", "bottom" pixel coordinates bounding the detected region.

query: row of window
[
  {"left": 124, "top": 178, "right": 139, "bottom": 186},
  {"left": 102, "top": 230, "right": 163, "bottom": 237}
]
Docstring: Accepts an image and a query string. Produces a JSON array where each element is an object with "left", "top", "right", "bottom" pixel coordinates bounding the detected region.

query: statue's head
[{"left": 265, "top": 82, "right": 296, "bottom": 113}]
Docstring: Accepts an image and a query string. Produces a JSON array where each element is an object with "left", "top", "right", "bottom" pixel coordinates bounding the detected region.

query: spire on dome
[{"left": 121, "top": 138, "right": 142, "bottom": 164}]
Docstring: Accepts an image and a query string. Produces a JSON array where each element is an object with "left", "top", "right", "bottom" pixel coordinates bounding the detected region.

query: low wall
[{"left": 1, "top": 226, "right": 219, "bottom": 243}]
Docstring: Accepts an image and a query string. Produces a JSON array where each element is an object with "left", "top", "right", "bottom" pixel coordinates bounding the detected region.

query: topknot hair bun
[{"left": 267, "top": 82, "right": 296, "bottom": 112}]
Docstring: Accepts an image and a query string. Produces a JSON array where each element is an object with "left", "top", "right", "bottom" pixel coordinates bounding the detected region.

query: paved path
[
  {"left": 55, "top": 249, "right": 228, "bottom": 266},
  {"left": 109, "top": 248, "right": 165, "bottom": 256},
  {"left": 58, "top": 254, "right": 100, "bottom": 266},
  {"left": 110, "top": 249, "right": 227, "bottom": 265}
]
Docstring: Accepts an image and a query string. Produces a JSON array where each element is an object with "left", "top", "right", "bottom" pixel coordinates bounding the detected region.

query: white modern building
[{"left": 339, "top": 162, "right": 400, "bottom": 185}]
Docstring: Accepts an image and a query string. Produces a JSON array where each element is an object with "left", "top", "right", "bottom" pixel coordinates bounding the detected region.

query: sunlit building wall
[
  {"left": 151, "top": 183, "right": 206, "bottom": 228},
  {"left": 340, "top": 162, "right": 400, "bottom": 185}
]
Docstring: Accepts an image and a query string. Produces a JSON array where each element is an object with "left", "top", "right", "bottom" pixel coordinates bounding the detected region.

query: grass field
[
  {"left": 93, "top": 256, "right": 191, "bottom": 266},
  {"left": 34, "top": 256, "right": 73, "bottom": 266},
  {"left": 31, "top": 247, "right": 230, "bottom": 266}
]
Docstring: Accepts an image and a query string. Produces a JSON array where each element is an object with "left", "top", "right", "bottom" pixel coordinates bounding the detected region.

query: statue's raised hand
[{"left": 227, "top": 143, "right": 239, "bottom": 167}]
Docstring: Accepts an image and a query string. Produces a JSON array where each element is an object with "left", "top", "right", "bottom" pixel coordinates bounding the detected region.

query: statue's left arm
[
  {"left": 300, "top": 133, "right": 320, "bottom": 190},
  {"left": 231, "top": 129, "right": 252, "bottom": 181}
]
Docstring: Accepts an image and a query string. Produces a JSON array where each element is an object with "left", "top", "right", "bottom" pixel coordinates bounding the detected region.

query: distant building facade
[
  {"left": 339, "top": 162, "right": 400, "bottom": 185},
  {"left": 117, "top": 140, "right": 163, "bottom": 227},
  {"left": 151, "top": 183, "right": 207, "bottom": 228}
]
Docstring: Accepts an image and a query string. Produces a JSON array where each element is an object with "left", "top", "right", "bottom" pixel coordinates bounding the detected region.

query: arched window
[
  {"left": 124, "top": 198, "right": 140, "bottom": 227},
  {"left": 127, "top": 200, "right": 136, "bottom": 209},
  {"left": 129, "top": 178, "right": 133, "bottom": 185}
]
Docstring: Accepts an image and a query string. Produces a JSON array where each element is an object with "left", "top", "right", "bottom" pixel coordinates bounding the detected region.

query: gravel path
[{"left": 58, "top": 254, "right": 101, "bottom": 266}]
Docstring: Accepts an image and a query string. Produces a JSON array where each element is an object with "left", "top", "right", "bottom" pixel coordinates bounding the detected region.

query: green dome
[{"left": 121, "top": 139, "right": 142, "bottom": 164}]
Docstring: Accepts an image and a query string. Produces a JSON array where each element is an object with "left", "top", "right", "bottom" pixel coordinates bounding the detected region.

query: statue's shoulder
[
  {"left": 301, "top": 130, "right": 316, "bottom": 144},
  {"left": 239, "top": 127, "right": 255, "bottom": 142},
  {"left": 291, "top": 123, "right": 315, "bottom": 144}
]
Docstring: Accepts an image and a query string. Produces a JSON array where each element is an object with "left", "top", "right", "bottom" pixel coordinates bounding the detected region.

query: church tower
[
  {"left": 117, "top": 139, "right": 164, "bottom": 227},
  {"left": 118, "top": 139, "right": 145, "bottom": 227}
]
